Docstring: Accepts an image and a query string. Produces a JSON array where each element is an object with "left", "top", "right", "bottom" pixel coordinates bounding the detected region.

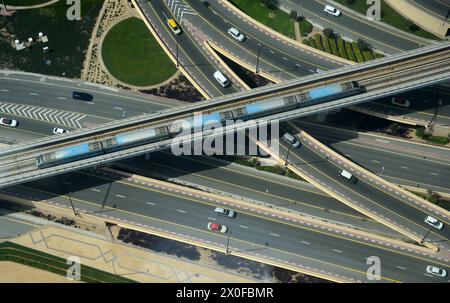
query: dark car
[{"left": 72, "top": 91, "right": 93, "bottom": 101}]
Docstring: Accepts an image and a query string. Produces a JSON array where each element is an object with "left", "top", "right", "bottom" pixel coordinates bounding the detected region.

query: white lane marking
[
  {"left": 238, "top": 225, "right": 248, "bottom": 229},
  {"left": 430, "top": 172, "right": 439, "bottom": 176},
  {"left": 91, "top": 189, "right": 101, "bottom": 192},
  {"left": 146, "top": 202, "right": 155, "bottom": 206},
  {"left": 114, "top": 107, "right": 123, "bottom": 110},
  {"left": 424, "top": 273, "right": 433, "bottom": 278},
  {"left": 62, "top": 181, "right": 71, "bottom": 185},
  {"left": 57, "top": 97, "right": 67, "bottom": 100},
  {"left": 401, "top": 166, "right": 410, "bottom": 170},
  {"left": 375, "top": 139, "right": 389, "bottom": 144},
  {"left": 301, "top": 241, "right": 311, "bottom": 245},
  {"left": 371, "top": 160, "right": 381, "bottom": 163},
  {"left": 29, "top": 92, "right": 39, "bottom": 96},
  {"left": 207, "top": 217, "right": 216, "bottom": 221},
  {"left": 1, "top": 89, "right": 10, "bottom": 92},
  {"left": 177, "top": 209, "right": 186, "bottom": 213},
  {"left": 270, "top": 233, "right": 280, "bottom": 237},
  {"left": 332, "top": 249, "right": 343, "bottom": 253},
  {"left": 396, "top": 266, "right": 407, "bottom": 270},
  {"left": 115, "top": 194, "right": 125, "bottom": 198}
]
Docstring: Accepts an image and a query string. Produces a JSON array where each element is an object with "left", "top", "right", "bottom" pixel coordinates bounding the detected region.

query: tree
[
  {"left": 323, "top": 28, "right": 334, "bottom": 38},
  {"left": 260, "top": 0, "right": 278, "bottom": 10},
  {"left": 290, "top": 10, "right": 298, "bottom": 20},
  {"left": 357, "top": 38, "right": 372, "bottom": 51}
]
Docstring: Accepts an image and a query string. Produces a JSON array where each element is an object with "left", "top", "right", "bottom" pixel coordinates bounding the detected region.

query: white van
[
  {"left": 213, "top": 71, "right": 230, "bottom": 87},
  {"left": 339, "top": 169, "right": 357, "bottom": 183}
]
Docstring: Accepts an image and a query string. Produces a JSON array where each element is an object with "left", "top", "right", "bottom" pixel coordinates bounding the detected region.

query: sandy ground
[{"left": 0, "top": 261, "right": 81, "bottom": 283}]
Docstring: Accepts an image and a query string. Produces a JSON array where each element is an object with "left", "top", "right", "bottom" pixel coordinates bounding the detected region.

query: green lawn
[
  {"left": 102, "top": 17, "right": 176, "bottom": 86},
  {"left": 228, "top": 0, "right": 295, "bottom": 39},
  {"left": 333, "top": 0, "right": 440, "bottom": 40},
  {"left": 0, "top": 242, "right": 135, "bottom": 283},
  {"left": 4, "top": 0, "right": 51, "bottom": 5}
]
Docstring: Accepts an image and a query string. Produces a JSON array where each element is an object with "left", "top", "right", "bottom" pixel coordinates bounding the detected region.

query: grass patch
[
  {"left": 299, "top": 19, "right": 313, "bottom": 36},
  {"left": 352, "top": 42, "right": 364, "bottom": 63},
  {"left": 228, "top": 0, "right": 295, "bottom": 39},
  {"left": 0, "top": 242, "right": 135, "bottom": 283},
  {"left": 102, "top": 17, "right": 176, "bottom": 86},
  {"left": 416, "top": 126, "right": 449, "bottom": 145},
  {"left": 345, "top": 41, "right": 357, "bottom": 62},
  {"left": 337, "top": 38, "right": 348, "bottom": 59},
  {"left": 333, "top": 0, "right": 439, "bottom": 40},
  {"left": 0, "top": 0, "right": 103, "bottom": 78},
  {"left": 4, "top": 0, "right": 49, "bottom": 5}
]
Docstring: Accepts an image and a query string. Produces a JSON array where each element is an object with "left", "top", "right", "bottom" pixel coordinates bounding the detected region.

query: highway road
[
  {"left": 293, "top": 120, "right": 450, "bottom": 195},
  {"left": 270, "top": 122, "right": 450, "bottom": 250},
  {"left": 136, "top": 0, "right": 242, "bottom": 97},
  {"left": 411, "top": 0, "right": 450, "bottom": 19},
  {"left": 279, "top": 0, "right": 437, "bottom": 54},
  {"left": 181, "top": 0, "right": 345, "bottom": 80},
  {"left": 2, "top": 168, "right": 448, "bottom": 282}
]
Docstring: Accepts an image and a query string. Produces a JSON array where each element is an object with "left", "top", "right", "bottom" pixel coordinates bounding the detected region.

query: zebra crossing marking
[
  {"left": 165, "top": 0, "right": 195, "bottom": 22},
  {"left": 0, "top": 102, "right": 86, "bottom": 129}
]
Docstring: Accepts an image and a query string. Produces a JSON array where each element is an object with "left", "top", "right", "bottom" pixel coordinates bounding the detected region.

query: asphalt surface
[
  {"left": 0, "top": 209, "right": 40, "bottom": 239},
  {"left": 2, "top": 169, "right": 448, "bottom": 282},
  {"left": 182, "top": 0, "right": 345, "bottom": 80},
  {"left": 293, "top": 120, "right": 450, "bottom": 194},
  {"left": 278, "top": 122, "right": 450, "bottom": 250},
  {"left": 411, "top": 0, "right": 450, "bottom": 19},
  {"left": 136, "top": 0, "right": 241, "bottom": 97},
  {"left": 279, "top": 0, "right": 436, "bottom": 54}
]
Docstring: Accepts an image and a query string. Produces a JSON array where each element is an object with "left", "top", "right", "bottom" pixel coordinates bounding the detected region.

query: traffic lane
[
  {"left": 0, "top": 78, "right": 170, "bottom": 120},
  {"left": 186, "top": 0, "right": 339, "bottom": 78},
  {"left": 208, "top": 0, "right": 346, "bottom": 71},
  {"left": 280, "top": 0, "right": 423, "bottom": 53},
  {"left": 0, "top": 212, "right": 39, "bottom": 239},
  {"left": 0, "top": 124, "right": 41, "bottom": 144},
  {"left": 293, "top": 122, "right": 450, "bottom": 191},
  {"left": 412, "top": 0, "right": 450, "bottom": 19},
  {"left": 142, "top": 0, "right": 238, "bottom": 97},
  {"left": 276, "top": 133, "right": 450, "bottom": 246},
  {"left": 15, "top": 170, "right": 450, "bottom": 282}
]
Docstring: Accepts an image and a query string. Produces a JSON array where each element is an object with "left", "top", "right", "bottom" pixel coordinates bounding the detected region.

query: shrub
[
  {"left": 322, "top": 36, "right": 332, "bottom": 53},
  {"left": 357, "top": 38, "right": 372, "bottom": 51},
  {"left": 329, "top": 38, "right": 339, "bottom": 56},
  {"left": 314, "top": 34, "right": 324, "bottom": 51},
  {"left": 323, "top": 28, "right": 334, "bottom": 38},
  {"left": 345, "top": 41, "right": 356, "bottom": 62},
  {"left": 261, "top": 0, "right": 279, "bottom": 10},
  {"left": 362, "top": 50, "right": 374, "bottom": 61},
  {"left": 308, "top": 37, "right": 317, "bottom": 48},
  {"left": 337, "top": 38, "right": 348, "bottom": 59},
  {"left": 352, "top": 42, "right": 365, "bottom": 63},
  {"left": 299, "top": 20, "right": 313, "bottom": 36},
  {"left": 429, "top": 136, "right": 449, "bottom": 145},
  {"left": 302, "top": 39, "right": 309, "bottom": 45},
  {"left": 290, "top": 10, "right": 298, "bottom": 20},
  {"left": 416, "top": 126, "right": 426, "bottom": 138}
]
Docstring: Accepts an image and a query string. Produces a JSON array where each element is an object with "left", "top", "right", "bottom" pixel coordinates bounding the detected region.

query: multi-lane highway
[
  {"left": 2, "top": 168, "right": 448, "bottom": 282},
  {"left": 411, "top": 0, "right": 450, "bottom": 20}
]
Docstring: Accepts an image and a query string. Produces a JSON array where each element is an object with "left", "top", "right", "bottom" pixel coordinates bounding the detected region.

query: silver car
[
  {"left": 426, "top": 265, "right": 447, "bottom": 278},
  {"left": 228, "top": 27, "right": 245, "bottom": 42},
  {"left": 424, "top": 215, "right": 443, "bottom": 230},
  {"left": 214, "top": 207, "right": 236, "bottom": 218}
]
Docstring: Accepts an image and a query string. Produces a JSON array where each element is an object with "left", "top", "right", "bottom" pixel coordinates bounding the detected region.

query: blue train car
[
  {"left": 296, "top": 81, "right": 361, "bottom": 107},
  {"left": 231, "top": 98, "right": 297, "bottom": 121},
  {"left": 169, "top": 112, "right": 229, "bottom": 135},
  {"left": 36, "top": 142, "right": 103, "bottom": 168},
  {"left": 102, "top": 126, "right": 169, "bottom": 151}
]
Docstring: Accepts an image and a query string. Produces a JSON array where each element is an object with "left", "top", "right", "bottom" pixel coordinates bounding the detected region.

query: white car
[
  {"left": 214, "top": 207, "right": 236, "bottom": 218},
  {"left": 228, "top": 27, "right": 245, "bottom": 42},
  {"left": 0, "top": 117, "right": 18, "bottom": 127},
  {"left": 53, "top": 127, "right": 69, "bottom": 135},
  {"left": 324, "top": 5, "right": 341, "bottom": 16},
  {"left": 282, "top": 133, "right": 300, "bottom": 148},
  {"left": 424, "top": 215, "right": 443, "bottom": 230},
  {"left": 391, "top": 96, "right": 410, "bottom": 108},
  {"left": 426, "top": 265, "right": 447, "bottom": 278}
]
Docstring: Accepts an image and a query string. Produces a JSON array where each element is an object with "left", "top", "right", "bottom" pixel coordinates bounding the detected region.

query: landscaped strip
[{"left": 0, "top": 242, "right": 135, "bottom": 283}]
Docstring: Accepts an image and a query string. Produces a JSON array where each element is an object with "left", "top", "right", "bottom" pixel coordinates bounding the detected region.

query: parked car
[
  {"left": 53, "top": 127, "right": 69, "bottom": 135},
  {"left": 282, "top": 133, "right": 301, "bottom": 148},
  {"left": 72, "top": 91, "right": 93, "bottom": 101},
  {"left": 207, "top": 222, "right": 228, "bottom": 233},
  {"left": 391, "top": 96, "right": 410, "bottom": 108},
  {"left": 424, "top": 215, "right": 444, "bottom": 230},
  {"left": 228, "top": 27, "right": 245, "bottom": 42},
  {"left": 324, "top": 5, "right": 341, "bottom": 16},
  {"left": 0, "top": 117, "right": 18, "bottom": 127},
  {"left": 339, "top": 169, "right": 357, "bottom": 184},
  {"left": 214, "top": 207, "right": 236, "bottom": 218},
  {"left": 426, "top": 265, "right": 447, "bottom": 278}
]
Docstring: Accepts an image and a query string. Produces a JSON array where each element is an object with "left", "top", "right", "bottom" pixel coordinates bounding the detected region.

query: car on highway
[
  {"left": 227, "top": 27, "right": 245, "bottom": 42},
  {"left": 213, "top": 71, "right": 230, "bottom": 88},
  {"left": 167, "top": 18, "right": 181, "bottom": 35},
  {"left": 426, "top": 265, "right": 447, "bottom": 278},
  {"left": 324, "top": 5, "right": 341, "bottom": 16},
  {"left": 53, "top": 127, "right": 69, "bottom": 135},
  {"left": 339, "top": 169, "right": 357, "bottom": 184},
  {"left": 207, "top": 222, "right": 228, "bottom": 233},
  {"left": 72, "top": 91, "right": 93, "bottom": 101},
  {"left": 214, "top": 207, "right": 236, "bottom": 218},
  {"left": 424, "top": 215, "right": 444, "bottom": 230},
  {"left": 391, "top": 96, "right": 410, "bottom": 108},
  {"left": 282, "top": 133, "right": 300, "bottom": 148},
  {"left": 0, "top": 117, "right": 18, "bottom": 128}
]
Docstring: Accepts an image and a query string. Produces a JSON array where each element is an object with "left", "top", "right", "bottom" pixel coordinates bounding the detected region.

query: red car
[{"left": 207, "top": 222, "right": 228, "bottom": 233}]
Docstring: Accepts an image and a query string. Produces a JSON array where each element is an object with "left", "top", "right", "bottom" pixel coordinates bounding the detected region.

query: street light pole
[
  {"left": 176, "top": 40, "right": 179, "bottom": 68},
  {"left": 68, "top": 191, "right": 78, "bottom": 216},
  {"left": 428, "top": 86, "right": 441, "bottom": 128},
  {"left": 420, "top": 227, "right": 432, "bottom": 245},
  {"left": 284, "top": 144, "right": 292, "bottom": 167},
  {"left": 225, "top": 231, "right": 231, "bottom": 254},
  {"left": 255, "top": 43, "right": 262, "bottom": 74}
]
